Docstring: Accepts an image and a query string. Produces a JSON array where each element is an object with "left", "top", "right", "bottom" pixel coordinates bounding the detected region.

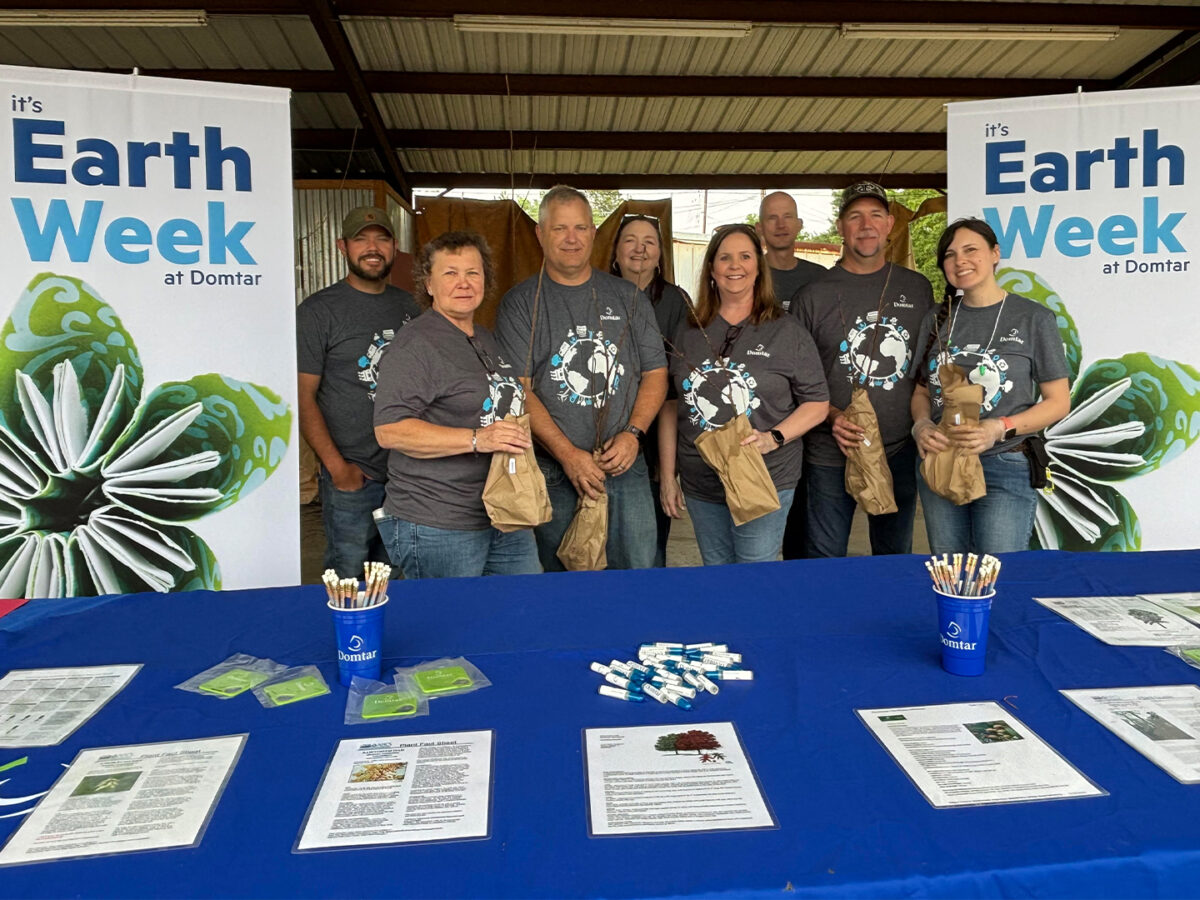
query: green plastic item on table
[
  {"left": 414, "top": 666, "right": 474, "bottom": 695},
  {"left": 1183, "top": 648, "right": 1200, "bottom": 664},
  {"left": 199, "top": 668, "right": 272, "bottom": 698},
  {"left": 362, "top": 692, "right": 420, "bottom": 719},
  {"left": 264, "top": 675, "right": 330, "bottom": 706}
]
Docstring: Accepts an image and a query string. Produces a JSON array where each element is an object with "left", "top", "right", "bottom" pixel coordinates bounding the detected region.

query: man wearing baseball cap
[
  {"left": 297, "top": 206, "right": 420, "bottom": 577},
  {"left": 790, "top": 182, "right": 933, "bottom": 558}
]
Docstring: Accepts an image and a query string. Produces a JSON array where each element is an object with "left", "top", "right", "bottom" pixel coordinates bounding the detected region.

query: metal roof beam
[
  {"left": 88, "top": 69, "right": 1106, "bottom": 98},
  {"left": 9, "top": 1, "right": 1198, "bottom": 28},
  {"left": 401, "top": 172, "right": 948, "bottom": 190},
  {"left": 0, "top": 0, "right": 307, "bottom": 11},
  {"left": 1115, "top": 32, "right": 1200, "bottom": 88},
  {"left": 341, "top": 2, "right": 1200, "bottom": 30},
  {"left": 304, "top": 0, "right": 411, "bottom": 201},
  {"left": 294, "top": 128, "right": 945, "bottom": 152}
]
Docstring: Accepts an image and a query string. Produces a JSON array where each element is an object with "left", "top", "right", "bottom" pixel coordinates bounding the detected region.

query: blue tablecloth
[{"left": 2, "top": 550, "right": 1200, "bottom": 899}]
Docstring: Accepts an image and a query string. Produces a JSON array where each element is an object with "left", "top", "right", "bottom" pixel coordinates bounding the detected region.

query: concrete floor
[{"left": 300, "top": 496, "right": 931, "bottom": 583}]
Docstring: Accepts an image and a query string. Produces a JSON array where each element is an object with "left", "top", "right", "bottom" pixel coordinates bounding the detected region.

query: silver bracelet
[{"left": 471, "top": 428, "right": 478, "bottom": 454}]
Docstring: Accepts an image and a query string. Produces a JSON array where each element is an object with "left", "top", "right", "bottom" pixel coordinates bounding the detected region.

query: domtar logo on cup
[
  {"left": 940, "top": 619, "right": 977, "bottom": 650},
  {"left": 348, "top": 635, "right": 364, "bottom": 651}
]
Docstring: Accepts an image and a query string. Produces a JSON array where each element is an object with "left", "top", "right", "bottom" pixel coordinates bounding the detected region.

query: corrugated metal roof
[
  {"left": 341, "top": 17, "right": 1168, "bottom": 80},
  {"left": 0, "top": 5, "right": 1193, "bottom": 188},
  {"left": 0, "top": 15, "right": 326, "bottom": 71},
  {"left": 396, "top": 148, "right": 947, "bottom": 176}
]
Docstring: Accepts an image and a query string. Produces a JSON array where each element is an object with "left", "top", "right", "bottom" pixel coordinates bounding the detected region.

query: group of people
[{"left": 298, "top": 182, "right": 1069, "bottom": 581}]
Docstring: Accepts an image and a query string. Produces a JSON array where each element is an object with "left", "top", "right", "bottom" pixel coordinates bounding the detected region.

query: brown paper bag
[
  {"left": 482, "top": 414, "right": 552, "bottom": 533},
  {"left": 557, "top": 492, "right": 608, "bottom": 571},
  {"left": 843, "top": 387, "right": 898, "bottom": 516},
  {"left": 694, "top": 415, "right": 780, "bottom": 526},
  {"left": 920, "top": 365, "right": 987, "bottom": 505}
]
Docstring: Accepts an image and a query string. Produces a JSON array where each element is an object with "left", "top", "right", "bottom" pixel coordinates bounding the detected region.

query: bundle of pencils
[
  {"left": 322, "top": 563, "right": 391, "bottom": 609},
  {"left": 925, "top": 553, "right": 1001, "bottom": 597}
]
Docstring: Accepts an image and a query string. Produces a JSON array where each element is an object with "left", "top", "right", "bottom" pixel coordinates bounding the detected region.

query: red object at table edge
[{"left": 0, "top": 598, "right": 28, "bottom": 618}]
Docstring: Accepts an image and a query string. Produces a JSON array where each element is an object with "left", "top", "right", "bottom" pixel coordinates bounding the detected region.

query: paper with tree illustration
[{"left": 583, "top": 721, "right": 775, "bottom": 836}]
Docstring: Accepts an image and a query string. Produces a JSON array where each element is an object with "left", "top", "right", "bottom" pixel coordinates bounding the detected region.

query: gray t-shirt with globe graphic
[
  {"left": 670, "top": 314, "right": 828, "bottom": 504},
  {"left": 916, "top": 292, "right": 1069, "bottom": 457},
  {"left": 793, "top": 262, "right": 933, "bottom": 467},
  {"left": 495, "top": 269, "right": 667, "bottom": 453},
  {"left": 374, "top": 311, "right": 526, "bottom": 530}
]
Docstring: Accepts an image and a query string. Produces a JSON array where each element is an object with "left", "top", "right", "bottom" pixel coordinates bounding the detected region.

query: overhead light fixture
[
  {"left": 0, "top": 9, "right": 208, "bottom": 27},
  {"left": 454, "top": 15, "right": 752, "bottom": 39},
  {"left": 840, "top": 23, "right": 1119, "bottom": 42}
]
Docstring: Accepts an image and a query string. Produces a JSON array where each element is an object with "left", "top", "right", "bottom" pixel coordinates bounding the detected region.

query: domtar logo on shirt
[
  {"left": 745, "top": 344, "right": 771, "bottom": 358},
  {"left": 600, "top": 306, "right": 622, "bottom": 322},
  {"left": 999, "top": 328, "right": 1025, "bottom": 345}
]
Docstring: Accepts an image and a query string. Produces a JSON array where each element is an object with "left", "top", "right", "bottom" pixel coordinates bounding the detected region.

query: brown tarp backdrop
[
  {"left": 886, "top": 194, "right": 947, "bottom": 270},
  {"left": 591, "top": 198, "right": 675, "bottom": 283},
  {"left": 414, "top": 197, "right": 542, "bottom": 329}
]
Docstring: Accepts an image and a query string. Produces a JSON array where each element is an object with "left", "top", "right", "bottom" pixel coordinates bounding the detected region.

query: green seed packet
[
  {"left": 198, "top": 668, "right": 271, "bottom": 697},
  {"left": 263, "top": 675, "right": 329, "bottom": 706},
  {"left": 362, "top": 692, "right": 420, "bottom": 719},
  {"left": 414, "top": 665, "right": 474, "bottom": 695},
  {"left": 1183, "top": 648, "right": 1200, "bottom": 663}
]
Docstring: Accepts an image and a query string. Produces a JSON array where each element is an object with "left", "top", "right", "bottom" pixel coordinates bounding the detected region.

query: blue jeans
[
  {"left": 536, "top": 452, "right": 657, "bottom": 572},
  {"left": 376, "top": 515, "right": 541, "bottom": 579},
  {"left": 918, "top": 449, "right": 1038, "bottom": 555},
  {"left": 319, "top": 466, "right": 388, "bottom": 578},
  {"left": 804, "top": 440, "right": 918, "bottom": 558},
  {"left": 649, "top": 480, "right": 671, "bottom": 568},
  {"left": 686, "top": 489, "right": 795, "bottom": 566}
]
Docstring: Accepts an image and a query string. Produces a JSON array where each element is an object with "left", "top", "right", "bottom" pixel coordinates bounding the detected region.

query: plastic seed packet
[
  {"left": 1165, "top": 645, "right": 1200, "bottom": 669},
  {"left": 396, "top": 657, "right": 491, "bottom": 699},
  {"left": 345, "top": 674, "right": 428, "bottom": 725},
  {"left": 175, "top": 653, "right": 289, "bottom": 699},
  {"left": 253, "top": 666, "right": 331, "bottom": 708}
]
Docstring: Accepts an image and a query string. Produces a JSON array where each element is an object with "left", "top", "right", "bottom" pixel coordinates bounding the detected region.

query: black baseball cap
[{"left": 838, "top": 181, "right": 889, "bottom": 216}]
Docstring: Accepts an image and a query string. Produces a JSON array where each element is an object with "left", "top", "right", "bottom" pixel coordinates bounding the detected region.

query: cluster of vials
[{"left": 592, "top": 642, "right": 753, "bottom": 710}]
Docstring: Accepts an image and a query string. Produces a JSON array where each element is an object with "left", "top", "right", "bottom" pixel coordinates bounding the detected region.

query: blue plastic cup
[
  {"left": 934, "top": 589, "right": 994, "bottom": 676},
  {"left": 328, "top": 595, "right": 387, "bottom": 686}
]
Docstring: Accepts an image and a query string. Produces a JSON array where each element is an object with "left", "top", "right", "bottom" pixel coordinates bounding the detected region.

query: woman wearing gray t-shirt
[
  {"left": 609, "top": 214, "right": 691, "bottom": 567},
  {"left": 373, "top": 231, "right": 541, "bottom": 578},
  {"left": 658, "top": 224, "right": 829, "bottom": 565},
  {"left": 911, "top": 218, "right": 1070, "bottom": 554}
]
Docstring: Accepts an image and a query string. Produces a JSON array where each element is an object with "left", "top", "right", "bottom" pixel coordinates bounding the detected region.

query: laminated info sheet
[
  {"left": 583, "top": 722, "right": 776, "bottom": 836},
  {"left": 295, "top": 731, "right": 493, "bottom": 851},
  {"left": 857, "top": 701, "right": 1105, "bottom": 808},
  {"left": 0, "top": 665, "right": 141, "bottom": 748},
  {"left": 1034, "top": 595, "right": 1200, "bottom": 646},
  {"left": 1062, "top": 685, "right": 1200, "bottom": 783},
  {"left": 0, "top": 735, "right": 245, "bottom": 866}
]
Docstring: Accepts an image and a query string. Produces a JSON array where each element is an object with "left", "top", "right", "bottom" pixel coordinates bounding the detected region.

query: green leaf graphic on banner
[
  {"left": 1071, "top": 353, "right": 1200, "bottom": 480},
  {"left": 0, "top": 272, "right": 291, "bottom": 596},
  {"left": 0, "top": 273, "right": 142, "bottom": 437},
  {"left": 167, "top": 526, "right": 222, "bottom": 592},
  {"left": 1034, "top": 481, "right": 1142, "bottom": 552},
  {"left": 111, "top": 375, "right": 292, "bottom": 516},
  {"left": 997, "top": 267, "right": 1082, "bottom": 386}
]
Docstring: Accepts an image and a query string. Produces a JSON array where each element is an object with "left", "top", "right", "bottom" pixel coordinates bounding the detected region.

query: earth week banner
[
  {"left": 948, "top": 86, "right": 1200, "bottom": 552},
  {"left": 0, "top": 66, "right": 298, "bottom": 597}
]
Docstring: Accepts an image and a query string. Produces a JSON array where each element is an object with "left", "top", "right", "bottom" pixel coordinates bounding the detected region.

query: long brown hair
[{"left": 692, "top": 223, "right": 779, "bottom": 328}]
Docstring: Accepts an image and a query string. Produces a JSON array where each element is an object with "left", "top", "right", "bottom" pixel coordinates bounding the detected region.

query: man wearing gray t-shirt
[
  {"left": 757, "top": 191, "right": 826, "bottom": 314},
  {"left": 495, "top": 186, "right": 668, "bottom": 571},
  {"left": 297, "top": 207, "right": 421, "bottom": 577},
  {"left": 792, "top": 182, "right": 933, "bottom": 558}
]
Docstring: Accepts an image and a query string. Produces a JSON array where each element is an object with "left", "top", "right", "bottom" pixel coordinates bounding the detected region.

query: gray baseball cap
[
  {"left": 341, "top": 206, "right": 396, "bottom": 240},
  {"left": 838, "top": 181, "right": 889, "bottom": 216}
]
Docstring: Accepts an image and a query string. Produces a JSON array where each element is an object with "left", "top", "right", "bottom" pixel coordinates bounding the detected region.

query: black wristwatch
[
  {"left": 624, "top": 425, "right": 645, "bottom": 442},
  {"left": 769, "top": 429, "right": 786, "bottom": 446}
]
